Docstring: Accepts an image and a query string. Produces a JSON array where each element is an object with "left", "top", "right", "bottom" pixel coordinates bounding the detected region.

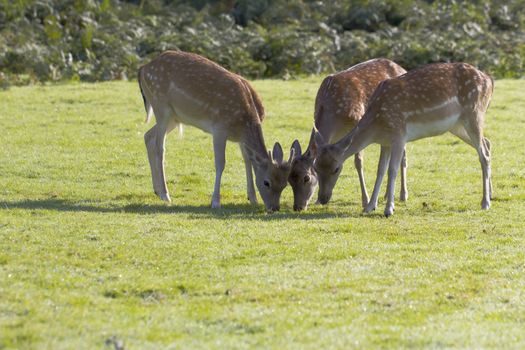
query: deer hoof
[
  {"left": 364, "top": 203, "right": 376, "bottom": 214},
  {"left": 159, "top": 193, "right": 171, "bottom": 202},
  {"left": 248, "top": 195, "right": 258, "bottom": 205},
  {"left": 211, "top": 198, "right": 221, "bottom": 209}
]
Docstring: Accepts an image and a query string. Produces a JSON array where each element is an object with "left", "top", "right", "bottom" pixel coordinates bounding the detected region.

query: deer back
[
  {"left": 313, "top": 58, "right": 407, "bottom": 144},
  {"left": 139, "top": 51, "right": 263, "bottom": 138},
  {"left": 337, "top": 62, "right": 494, "bottom": 150}
]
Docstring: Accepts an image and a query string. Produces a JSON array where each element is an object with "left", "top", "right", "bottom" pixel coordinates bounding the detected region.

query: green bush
[{"left": 0, "top": 0, "right": 523, "bottom": 85}]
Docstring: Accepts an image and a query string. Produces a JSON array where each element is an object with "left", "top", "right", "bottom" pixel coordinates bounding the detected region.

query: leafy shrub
[{"left": 0, "top": 0, "right": 523, "bottom": 85}]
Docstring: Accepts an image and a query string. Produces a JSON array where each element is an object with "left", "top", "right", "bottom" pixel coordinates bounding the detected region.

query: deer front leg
[
  {"left": 400, "top": 148, "right": 408, "bottom": 202},
  {"left": 211, "top": 132, "right": 227, "bottom": 208},
  {"left": 240, "top": 146, "right": 257, "bottom": 205},
  {"left": 384, "top": 140, "right": 405, "bottom": 217},
  {"left": 354, "top": 151, "right": 370, "bottom": 208},
  {"left": 365, "top": 145, "right": 390, "bottom": 213}
]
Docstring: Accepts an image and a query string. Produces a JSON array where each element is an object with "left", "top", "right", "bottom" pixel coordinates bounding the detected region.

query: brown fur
[
  {"left": 139, "top": 50, "right": 292, "bottom": 211},
  {"left": 289, "top": 59, "right": 407, "bottom": 210},
  {"left": 326, "top": 62, "right": 494, "bottom": 216}
]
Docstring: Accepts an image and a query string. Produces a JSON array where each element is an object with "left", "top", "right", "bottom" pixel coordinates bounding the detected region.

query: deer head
[
  {"left": 287, "top": 138, "right": 318, "bottom": 211},
  {"left": 245, "top": 142, "right": 294, "bottom": 212},
  {"left": 311, "top": 128, "right": 348, "bottom": 205}
]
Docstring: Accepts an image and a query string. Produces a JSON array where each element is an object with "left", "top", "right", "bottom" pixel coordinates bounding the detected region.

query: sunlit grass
[{"left": 1, "top": 78, "right": 524, "bottom": 349}]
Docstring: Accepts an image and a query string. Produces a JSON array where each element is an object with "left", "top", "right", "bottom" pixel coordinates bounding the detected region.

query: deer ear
[
  {"left": 288, "top": 145, "right": 296, "bottom": 164},
  {"left": 304, "top": 129, "right": 317, "bottom": 160},
  {"left": 272, "top": 142, "right": 284, "bottom": 164},
  {"left": 335, "top": 126, "right": 358, "bottom": 153},
  {"left": 312, "top": 128, "right": 326, "bottom": 156},
  {"left": 291, "top": 139, "right": 302, "bottom": 159},
  {"left": 304, "top": 148, "right": 314, "bottom": 162},
  {"left": 313, "top": 129, "right": 325, "bottom": 147}
]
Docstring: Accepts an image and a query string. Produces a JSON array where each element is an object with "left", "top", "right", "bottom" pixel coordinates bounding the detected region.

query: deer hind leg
[
  {"left": 364, "top": 145, "right": 391, "bottom": 213},
  {"left": 451, "top": 122, "right": 491, "bottom": 209},
  {"left": 144, "top": 113, "right": 178, "bottom": 202},
  {"left": 483, "top": 137, "right": 493, "bottom": 199},
  {"left": 240, "top": 145, "right": 257, "bottom": 205},
  {"left": 211, "top": 132, "right": 228, "bottom": 208},
  {"left": 453, "top": 127, "right": 493, "bottom": 199},
  {"left": 354, "top": 151, "right": 369, "bottom": 208},
  {"left": 145, "top": 124, "right": 162, "bottom": 197},
  {"left": 384, "top": 140, "right": 406, "bottom": 217},
  {"left": 399, "top": 148, "right": 408, "bottom": 202},
  {"left": 478, "top": 134, "right": 492, "bottom": 209},
  {"left": 382, "top": 148, "right": 408, "bottom": 201}
]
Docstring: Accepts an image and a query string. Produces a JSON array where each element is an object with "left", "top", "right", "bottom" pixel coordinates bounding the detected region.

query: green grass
[{"left": 1, "top": 77, "right": 525, "bottom": 349}]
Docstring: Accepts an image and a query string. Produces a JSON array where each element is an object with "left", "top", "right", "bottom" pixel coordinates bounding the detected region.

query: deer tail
[{"left": 138, "top": 66, "right": 154, "bottom": 123}]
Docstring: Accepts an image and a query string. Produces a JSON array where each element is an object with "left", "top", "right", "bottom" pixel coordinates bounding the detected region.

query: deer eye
[
  {"left": 304, "top": 174, "right": 311, "bottom": 183},
  {"left": 263, "top": 180, "right": 271, "bottom": 188},
  {"left": 333, "top": 167, "right": 340, "bottom": 174}
]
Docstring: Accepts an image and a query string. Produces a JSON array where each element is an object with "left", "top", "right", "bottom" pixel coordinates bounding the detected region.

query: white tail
[
  {"left": 288, "top": 58, "right": 407, "bottom": 211},
  {"left": 138, "top": 51, "right": 293, "bottom": 211},
  {"left": 314, "top": 62, "right": 494, "bottom": 216}
]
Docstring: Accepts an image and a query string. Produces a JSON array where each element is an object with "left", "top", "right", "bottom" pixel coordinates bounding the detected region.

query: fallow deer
[
  {"left": 138, "top": 51, "right": 293, "bottom": 212},
  {"left": 288, "top": 59, "right": 407, "bottom": 211},
  {"left": 313, "top": 62, "right": 494, "bottom": 217}
]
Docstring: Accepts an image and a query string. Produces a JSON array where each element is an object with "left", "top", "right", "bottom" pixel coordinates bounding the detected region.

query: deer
[
  {"left": 138, "top": 51, "right": 294, "bottom": 212},
  {"left": 312, "top": 62, "right": 494, "bottom": 217},
  {"left": 288, "top": 58, "right": 408, "bottom": 211}
]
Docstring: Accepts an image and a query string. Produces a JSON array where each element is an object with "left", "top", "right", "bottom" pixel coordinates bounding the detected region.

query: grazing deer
[
  {"left": 288, "top": 59, "right": 407, "bottom": 211},
  {"left": 138, "top": 51, "right": 293, "bottom": 212},
  {"left": 313, "top": 62, "right": 494, "bottom": 216}
]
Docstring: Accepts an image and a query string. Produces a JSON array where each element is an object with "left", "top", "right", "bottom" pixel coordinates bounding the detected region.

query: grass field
[{"left": 1, "top": 77, "right": 525, "bottom": 349}]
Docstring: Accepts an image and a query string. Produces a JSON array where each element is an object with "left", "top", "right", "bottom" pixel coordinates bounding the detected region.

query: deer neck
[
  {"left": 334, "top": 125, "right": 367, "bottom": 161},
  {"left": 241, "top": 121, "right": 270, "bottom": 165}
]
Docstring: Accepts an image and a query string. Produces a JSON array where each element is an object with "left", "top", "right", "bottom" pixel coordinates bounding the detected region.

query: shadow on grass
[{"left": 0, "top": 198, "right": 361, "bottom": 220}]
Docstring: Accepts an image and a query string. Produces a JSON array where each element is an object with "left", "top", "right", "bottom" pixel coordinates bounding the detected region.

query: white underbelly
[
  {"left": 167, "top": 81, "right": 216, "bottom": 134},
  {"left": 172, "top": 106, "right": 214, "bottom": 133},
  {"left": 406, "top": 114, "right": 460, "bottom": 141}
]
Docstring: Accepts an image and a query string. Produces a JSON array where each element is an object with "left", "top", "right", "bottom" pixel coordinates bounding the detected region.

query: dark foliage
[{"left": 0, "top": 0, "right": 524, "bottom": 86}]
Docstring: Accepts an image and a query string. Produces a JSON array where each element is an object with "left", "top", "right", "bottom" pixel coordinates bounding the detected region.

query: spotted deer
[
  {"left": 313, "top": 62, "right": 494, "bottom": 216},
  {"left": 138, "top": 51, "right": 293, "bottom": 211},
  {"left": 288, "top": 59, "right": 407, "bottom": 211}
]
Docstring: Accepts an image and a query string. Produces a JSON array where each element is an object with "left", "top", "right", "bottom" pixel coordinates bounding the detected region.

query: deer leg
[
  {"left": 477, "top": 144, "right": 491, "bottom": 210},
  {"left": 384, "top": 140, "right": 405, "bottom": 217},
  {"left": 211, "top": 132, "right": 227, "bottom": 208},
  {"left": 145, "top": 119, "right": 171, "bottom": 202},
  {"left": 145, "top": 124, "right": 162, "bottom": 197},
  {"left": 478, "top": 137, "right": 492, "bottom": 210},
  {"left": 154, "top": 119, "right": 174, "bottom": 202},
  {"left": 382, "top": 148, "right": 407, "bottom": 201},
  {"left": 452, "top": 122, "right": 491, "bottom": 209},
  {"left": 240, "top": 145, "right": 257, "bottom": 205},
  {"left": 354, "top": 151, "right": 370, "bottom": 208},
  {"left": 483, "top": 138, "right": 493, "bottom": 199},
  {"left": 400, "top": 148, "right": 408, "bottom": 202},
  {"left": 364, "top": 145, "right": 390, "bottom": 213}
]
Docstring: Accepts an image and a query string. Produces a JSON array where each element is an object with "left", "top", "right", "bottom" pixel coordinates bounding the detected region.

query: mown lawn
[{"left": 1, "top": 78, "right": 525, "bottom": 349}]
